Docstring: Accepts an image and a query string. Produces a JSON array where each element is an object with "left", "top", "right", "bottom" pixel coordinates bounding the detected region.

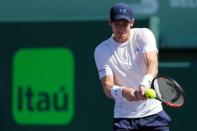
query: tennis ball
[{"left": 145, "top": 88, "right": 156, "bottom": 99}]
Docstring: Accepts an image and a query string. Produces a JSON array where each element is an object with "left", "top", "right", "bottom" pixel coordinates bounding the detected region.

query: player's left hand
[
  {"left": 135, "top": 85, "right": 147, "bottom": 100},
  {"left": 139, "top": 85, "right": 147, "bottom": 95}
]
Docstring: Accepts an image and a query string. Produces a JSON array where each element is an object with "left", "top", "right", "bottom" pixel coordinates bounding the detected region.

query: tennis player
[{"left": 94, "top": 2, "right": 171, "bottom": 131}]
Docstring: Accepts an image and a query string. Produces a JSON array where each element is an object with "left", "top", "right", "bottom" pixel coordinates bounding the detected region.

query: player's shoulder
[
  {"left": 94, "top": 37, "right": 112, "bottom": 53},
  {"left": 131, "top": 28, "right": 154, "bottom": 35},
  {"left": 131, "top": 28, "right": 155, "bottom": 40}
]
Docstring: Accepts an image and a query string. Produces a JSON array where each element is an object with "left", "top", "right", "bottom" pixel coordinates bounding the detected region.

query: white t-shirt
[{"left": 94, "top": 28, "right": 162, "bottom": 118}]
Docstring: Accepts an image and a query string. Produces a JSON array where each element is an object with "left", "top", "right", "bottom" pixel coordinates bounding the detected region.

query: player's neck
[{"left": 112, "top": 36, "right": 129, "bottom": 44}]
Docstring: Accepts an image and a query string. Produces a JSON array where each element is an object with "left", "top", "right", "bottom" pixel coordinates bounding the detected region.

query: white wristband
[
  {"left": 140, "top": 74, "right": 154, "bottom": 88},
  {"left": 111, "top": 85, "right": 123, "bottom": 100}
]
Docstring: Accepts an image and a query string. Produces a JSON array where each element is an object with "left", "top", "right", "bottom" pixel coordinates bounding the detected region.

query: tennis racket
[
  {"left": 151, "top": 75, "right": 185, "bottom": 108},
  {"left": 138, "top": 75, "right": 186, "bottom": 108}
]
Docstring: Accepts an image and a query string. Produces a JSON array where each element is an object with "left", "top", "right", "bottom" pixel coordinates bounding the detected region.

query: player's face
[{"left": 110, "top": 19, "right": 134, "bottom": 43}]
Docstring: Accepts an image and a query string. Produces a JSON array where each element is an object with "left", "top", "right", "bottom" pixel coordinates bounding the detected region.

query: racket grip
[{"left": 134, "top": 91, "right": 141, "bottom": 97}]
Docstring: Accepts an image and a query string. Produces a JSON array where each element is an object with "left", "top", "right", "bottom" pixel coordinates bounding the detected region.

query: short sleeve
[
  {"left": 94, "top": 46, "right": 113, "bottom": 79},
  {"left": 141, "top": 28, "right": 158, "bottom": 53}
]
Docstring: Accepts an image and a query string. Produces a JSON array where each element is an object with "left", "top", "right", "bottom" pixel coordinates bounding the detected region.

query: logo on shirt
[
  {"left": 98, "top": 68, "right": 106, "bottom": 73},
  {"left": 135, "top": 47, "right": 141, "bottom": 54}
]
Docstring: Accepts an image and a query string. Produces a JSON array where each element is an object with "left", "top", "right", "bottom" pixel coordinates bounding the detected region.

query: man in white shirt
[{"left": 94, "top": 2, "right": 171, "bottom": 131}]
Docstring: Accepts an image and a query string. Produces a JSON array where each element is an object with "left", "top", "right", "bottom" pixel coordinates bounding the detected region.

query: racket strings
[{"left": 154, "top": 78, "right": 184, "bottom": 106}]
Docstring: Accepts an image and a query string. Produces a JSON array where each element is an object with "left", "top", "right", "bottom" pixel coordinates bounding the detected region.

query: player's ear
[
  {"left": 130, "top": 18, "right": 135, "bottom": 27},
  {"left": 109, "top": 19, "right": 112, "bottom": 26}
]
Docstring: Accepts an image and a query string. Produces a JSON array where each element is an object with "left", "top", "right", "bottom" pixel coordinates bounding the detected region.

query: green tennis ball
[{"left": 145, "top": 88, "right": 156, "bottom": 99}]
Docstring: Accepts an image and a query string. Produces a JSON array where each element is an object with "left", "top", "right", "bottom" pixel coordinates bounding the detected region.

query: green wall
[
  {"left": 0, "top": 21, "right": 112, "bottom": 130},
  {"left": 159, "top": 50, "right": 197, "bottom": 131},
  {"left": 1, "top": 0, "right": 197, "bottom": 49},
  {"left": 0, "top": 20, "right": 196, "bottom": 131},
  {"left": 0, "top": 1, "right": 196, "bottom": 130},
  {"left": 159, "top": 0, "right": 197, "bottom": 48}
]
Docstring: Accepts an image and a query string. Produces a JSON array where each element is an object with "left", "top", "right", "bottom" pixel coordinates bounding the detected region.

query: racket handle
[{"left": 134, "top": 91, "right": 141, "bottom": 97}]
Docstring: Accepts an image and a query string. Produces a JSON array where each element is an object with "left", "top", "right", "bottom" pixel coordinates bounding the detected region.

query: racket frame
[{"left": 151, "top": 75, "right": 186, "bottom": 108}]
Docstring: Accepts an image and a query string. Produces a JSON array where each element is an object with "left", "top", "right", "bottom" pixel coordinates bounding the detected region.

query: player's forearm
[
  {"left": 101, "top": 76, "right": 143, "bottom": 101},
  {"left": 140, "top": 51, "right": 158, "bottom": 88},
  {"left": 104, "top": 84, "right": 138, "bottom": 101},
  {"left": 146, "top": 61, "right": 158, "bottom": 77},
  {"left": 103, "top": 86, "right": 114, "bottom": 99},
  {"left": 101, "top": 76, "right": 114, "bottom": 99},
  {"left": 144, "top": 51, "right": 158, "bottom": 77}
]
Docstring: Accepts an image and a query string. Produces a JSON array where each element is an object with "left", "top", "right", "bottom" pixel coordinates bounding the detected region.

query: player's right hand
[{"left": 122, "top": 87, "right": 138, "bottom": 102}]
